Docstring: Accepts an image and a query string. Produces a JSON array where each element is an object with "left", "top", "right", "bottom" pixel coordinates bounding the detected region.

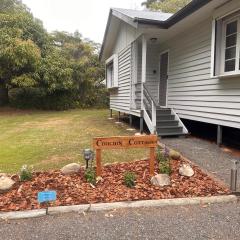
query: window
[
  {"left": 106, "top": 54, "right": 118, "bottom": 88},
  {"left": 223, "top": 19, "right": 239, "bottom": 73},
  {"left": 213, "top": 11, "right": 240, "bottom": 77}
]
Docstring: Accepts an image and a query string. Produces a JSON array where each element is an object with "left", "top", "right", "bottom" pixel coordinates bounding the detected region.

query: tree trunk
[{"left": 0, "top": 85, "right": 9, "bottom": 106}]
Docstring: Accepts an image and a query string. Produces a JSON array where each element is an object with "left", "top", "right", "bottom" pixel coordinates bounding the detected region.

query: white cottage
[{"left": 100, "top": 0, "right": 240, "bottom": 143}]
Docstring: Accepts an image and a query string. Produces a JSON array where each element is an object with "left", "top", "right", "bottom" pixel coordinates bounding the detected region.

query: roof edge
[
  {"left": 100, "top": 0, "right": 213, "bottom": 60},
  {"left": 99, "top": 9, "right": 113, "bottom": 61},
  {"left": 135, "top": 0, "right": 212, "bottom": 27}
]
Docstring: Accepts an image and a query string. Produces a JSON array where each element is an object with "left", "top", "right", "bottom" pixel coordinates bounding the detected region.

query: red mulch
[{"left": 0, "top": 159, "right": 230, "bottom": 212}]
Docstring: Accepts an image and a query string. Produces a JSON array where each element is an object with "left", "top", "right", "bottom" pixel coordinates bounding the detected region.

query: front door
[{"left": 159, "top": 51, "right": 169, "bottom": 107}]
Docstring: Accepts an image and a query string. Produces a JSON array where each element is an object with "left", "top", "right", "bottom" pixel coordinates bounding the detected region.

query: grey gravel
[
  {"left": 161, "top": 136, "right": 240, "bottom": 188},
  {"left": 0, "top": 203, "right": 240, "bottom": 240}
]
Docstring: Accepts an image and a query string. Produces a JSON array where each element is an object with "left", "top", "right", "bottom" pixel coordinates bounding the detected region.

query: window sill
[
  {"left": 107, "top": 86, "right": 119, "bottom": 90},
  {"left": 215, "top": 73, "right": 240, "bottom": 79}
]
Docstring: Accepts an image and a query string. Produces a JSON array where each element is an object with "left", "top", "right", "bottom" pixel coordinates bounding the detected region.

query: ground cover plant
[
  {"left": 0, "top": 108, "right": 147, "bottom": 173},
  {"left": 124, "top": 171, "right": 136, "bottom": 188}
]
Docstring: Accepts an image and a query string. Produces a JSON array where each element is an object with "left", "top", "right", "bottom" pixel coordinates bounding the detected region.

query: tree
[
  {"left": 0, "top": 0, "right": 49, "bottom": 104},
  {"left": 143, "top": 0, "right": 191, "bottom": 13},
  {"left": 141, "top": 0, "right": 158, "bottom": 8},
  {"left": 0, "top": 0, "right": 106, "bottom": 109}
]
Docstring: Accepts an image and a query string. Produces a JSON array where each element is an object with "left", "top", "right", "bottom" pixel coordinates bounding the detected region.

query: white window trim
[
  {"left": 105, "top": 54, "right": 118, "bottom": 89},
  {"left": 212, "top": 9, "right": 240, "bottom": 78},
  {"left": 220, "top": 15, "right": 240, "bottom": 76}
]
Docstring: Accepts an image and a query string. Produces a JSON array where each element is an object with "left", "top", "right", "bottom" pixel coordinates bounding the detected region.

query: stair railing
[{"left": 142, "top": 83, "right": 157, "bottom": 134}]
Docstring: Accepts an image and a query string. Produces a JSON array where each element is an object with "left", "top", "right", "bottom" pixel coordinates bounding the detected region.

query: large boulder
[
  {"left": 0, "top": 175, "right": 15, "bottom": 193},
  {"left": 61, "top": 163, "right": 81, "bottom": 175},
  {"left": 179, "top": 164, "right": 194, "bottom": 177},
  {"left": 151, "top": 174, "right": 170, "bottom": 187}
]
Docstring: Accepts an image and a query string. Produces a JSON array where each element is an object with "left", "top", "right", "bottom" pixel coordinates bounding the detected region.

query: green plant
[
  {"left": 156, "top": 148, "right": 169, "bottom": 163},
  {"left": 124, "top": 171, "right": 136, "bottom": 188},
  {"left": 84, "top": 168, "right": 96, "bottom": 185},
  {"left": 159, "top": 160, "right": 171, "bottom": 175},
  {"left": 19, "top": 165, "right": 32, "bottom": 181}
]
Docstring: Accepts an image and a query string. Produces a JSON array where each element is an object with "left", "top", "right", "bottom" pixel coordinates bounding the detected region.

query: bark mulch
[{"left": 0, "top": 158, "right": 230, "bottom": 212}]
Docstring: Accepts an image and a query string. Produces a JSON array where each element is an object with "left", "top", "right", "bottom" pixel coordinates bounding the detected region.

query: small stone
[
  {"left": 179, "top": 164, "right": 194, "bottom": 177},
  {"left": 96, "top": 176, "right": 103, "bottom": 183},
  {"left": 0, "top": 173, "right": 7, "bottom": 178},
  {"left": 0, "top": 176, "right": 15, "bottom": 193},
  {"left": 135, "top": 133, "right": 141, "bottom": 136},
  {"left": 169, "top": 150, "right": 181, "bottom": 160},
  {"left": 151, "top": 174, "right": 170, "bottom": 187},
  {"left": 17, "top": 185, "right": 23, "bottom": 194},
  {"left": 61, "top": 163, "right": 81, "bottom": 175}
]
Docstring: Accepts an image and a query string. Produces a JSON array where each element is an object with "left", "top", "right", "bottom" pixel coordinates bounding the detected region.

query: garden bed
[{"left": 0, "top": 157, "right": 230, "bottom": 212}]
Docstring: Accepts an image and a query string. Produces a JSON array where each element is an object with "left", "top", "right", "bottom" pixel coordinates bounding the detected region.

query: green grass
[{"left": 0, "top": 108, "right": 147, "bottom": 173}]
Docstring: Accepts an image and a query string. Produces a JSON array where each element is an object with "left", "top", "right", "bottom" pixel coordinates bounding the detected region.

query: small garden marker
[
  {"left": 38, "top": 191, "right": 57, "bottom": 203},
  {"left": 38, "top": 191, "right": 57, "bottom": 214},
  {"left": 93, "top": 135, "right": 158, "bottom": 176}
]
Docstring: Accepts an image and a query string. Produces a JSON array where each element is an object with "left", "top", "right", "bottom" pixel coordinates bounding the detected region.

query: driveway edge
[
  {"left": 0, "top": 209, "right": 46, "bottom": 220},
  {"left": 0, "top": 195, "right": 237, "bottom": 220}
]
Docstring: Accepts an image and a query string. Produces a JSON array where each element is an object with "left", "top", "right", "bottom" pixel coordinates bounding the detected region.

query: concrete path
[
  {"left": 0, "top": 202, "right": 240, "bottom": 240},
  {"left": 161, "top": 136, "right": 240, "bottom": 188}
]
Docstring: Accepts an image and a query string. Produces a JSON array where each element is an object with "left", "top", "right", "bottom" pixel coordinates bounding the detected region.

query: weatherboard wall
[
  {"left": 109, "top": 22, "right": 141, "bottom": 116},
  {"left": 158, "top": 17, "right": 240, "bottom": 129}
]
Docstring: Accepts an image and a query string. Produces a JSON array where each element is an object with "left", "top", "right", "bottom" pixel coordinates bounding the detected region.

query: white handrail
[{"left": 143, "top": 84, "right": 157, "bottom": 134}]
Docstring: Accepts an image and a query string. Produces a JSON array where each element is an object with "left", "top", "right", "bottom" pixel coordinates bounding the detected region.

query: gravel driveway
[
  {"left": 161, "top": 136, "right": 240, "bottom": 189},
  {"left": 0, "top": 202, "right": 240, "bottom": 240}
]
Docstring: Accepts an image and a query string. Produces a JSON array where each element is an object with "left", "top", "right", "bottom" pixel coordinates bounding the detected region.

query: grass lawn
[{"left": 0, "top": 108, "right": 148, "bottom": 173}]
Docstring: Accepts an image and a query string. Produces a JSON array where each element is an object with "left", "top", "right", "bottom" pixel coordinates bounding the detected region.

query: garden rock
[
  {"left": 0, "top": 176, "right": 15, "bottom": 193},
  {"left": 61, "top": 163, "right": 81, "bottom": 175},
  {"left": 151, "top": 174, "right": 170, "bottom": 187},
  {"left": 179, "top": 164, "right": 194, "bottom": 177},
  {"left": 0, "top": 173, "right": 7, "bottom": 178}
]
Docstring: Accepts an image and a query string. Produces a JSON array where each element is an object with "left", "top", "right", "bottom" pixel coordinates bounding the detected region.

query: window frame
[
  {"left": 105, "top": 54, "right": 118, "bottom": 89},
  {"left": 220, "top": 14, "right": 240, "bottom": 76}
]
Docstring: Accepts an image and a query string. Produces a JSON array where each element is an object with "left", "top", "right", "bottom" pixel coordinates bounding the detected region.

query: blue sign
[{"left": 38, "top": 191, "right": 57, "bottom": 203}]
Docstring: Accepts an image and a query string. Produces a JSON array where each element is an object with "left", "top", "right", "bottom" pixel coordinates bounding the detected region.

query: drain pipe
[{"left": 230, "top": 159, "right": 239, "bottom": 192}]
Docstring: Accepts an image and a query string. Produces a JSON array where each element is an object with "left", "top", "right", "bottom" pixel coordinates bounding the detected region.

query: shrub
[
  {"left": 19, "top": 165, "right": 32, "bottom": 181},
  {"left": 169, "top": 150, "right": 181, "bottom": 160},
  {"left": 124, "top": 171, "right": 136, "bottom": 188},
  {"left": 157, "top": 147, "right": 171, "bottom": 175},
  {"left": 9, "top": 86, "right": 109, "bottom": 110},
  {"left": 9, "top": 88, "right": 78, "bottom": 111},
  {"left": 156, "top": 148, "right": 169, "bottom": 163},
  {"left": 159, "top": 160, "right": 171, "bottom": 175},
  {"left": 84, "top": 168, "right": 96, "bottom": 185}
]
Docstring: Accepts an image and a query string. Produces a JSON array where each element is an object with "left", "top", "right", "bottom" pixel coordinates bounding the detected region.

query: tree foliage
[
  {"left": 142, "top": 0, "right": 191, "bottom": 13},
  {"left": 0, "top": 0, "right": 106, "bottom": 109}
]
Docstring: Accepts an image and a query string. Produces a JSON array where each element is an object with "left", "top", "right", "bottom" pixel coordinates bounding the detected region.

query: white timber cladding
[
  {"left": 112, "top": 21, "right": 140, "bottom": 54},
  {"left": 153, "top": 17, "right": 240, "bottom": 129},
  {"left": 109, "top": 45, "right": 132, "bottom": 113}
]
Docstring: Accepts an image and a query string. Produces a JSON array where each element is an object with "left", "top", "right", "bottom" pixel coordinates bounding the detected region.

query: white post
[
  {"left": 152, "top": 100, "right": 156, "bottom": 133},
  {"left": 141, "top": 35, "right": 147, "bottom": 110}
]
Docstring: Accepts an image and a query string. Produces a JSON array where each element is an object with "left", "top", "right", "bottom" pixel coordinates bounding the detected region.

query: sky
[{"left": 22, "top": 0, "right": 144, "bottom": 44}]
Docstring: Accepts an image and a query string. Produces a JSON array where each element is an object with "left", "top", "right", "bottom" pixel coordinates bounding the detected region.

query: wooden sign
[{"left": 93, "top": 135, "right": 158, "bottom": 177}]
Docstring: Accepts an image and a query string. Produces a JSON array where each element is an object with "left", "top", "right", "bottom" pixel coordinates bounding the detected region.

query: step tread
[
  {"left": 157, "top": 119, "right": 178, "bottom": 122},
  {"left": 158, "top": 132, "right": 187, "bottom": 136},
  {"left": 157, "top": 126, "right": 182, "bottom": 129}
]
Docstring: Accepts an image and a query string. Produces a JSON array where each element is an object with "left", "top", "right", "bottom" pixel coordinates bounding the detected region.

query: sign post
[{"left": 93, "top": 135, "right": 158, "bottom": 176}]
